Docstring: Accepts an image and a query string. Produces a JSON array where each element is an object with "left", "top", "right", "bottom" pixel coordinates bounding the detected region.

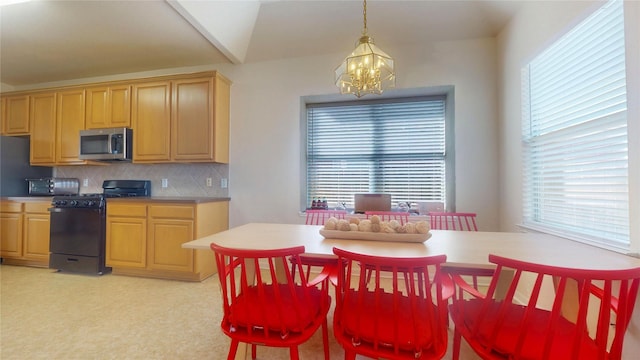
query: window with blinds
[
  {"left": 522, "top": 0, "right": 629, "bottom": 251},
  {"left": 306, "top": 96, "right": 448, "bottom": 210}
]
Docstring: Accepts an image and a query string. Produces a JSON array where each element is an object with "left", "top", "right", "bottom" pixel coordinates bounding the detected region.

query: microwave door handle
[{"left": 108, "top": 134, "right": 114, "bottom": 154}]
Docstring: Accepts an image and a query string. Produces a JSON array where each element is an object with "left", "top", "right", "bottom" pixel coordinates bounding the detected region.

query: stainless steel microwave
[{"left": 79, "top": 128, "right": 132, "bottom": 161}]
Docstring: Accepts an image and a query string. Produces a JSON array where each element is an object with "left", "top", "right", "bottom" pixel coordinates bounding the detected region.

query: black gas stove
[
  {"left": 49, "top": 180, "right": 151, "bottom": 275},
  {"left": 51, "top": 180, "right": 152, "bottom": 209},
  {"left": 52, "top": 194, "right": 105, "bottom": 209}
]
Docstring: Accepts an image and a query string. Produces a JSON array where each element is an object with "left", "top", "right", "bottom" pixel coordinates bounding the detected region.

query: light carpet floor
[{"left": 0, "top": 265, "right": 480, "bottom": 359}]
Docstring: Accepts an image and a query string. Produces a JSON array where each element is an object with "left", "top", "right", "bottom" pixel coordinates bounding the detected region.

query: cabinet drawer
[
  {"left": 149, "top": 205, "right": 194, "bottom": 219},
  {"left": 107, "top": 203, "right": 147, "bottom": 217},
  {"left": 0, "top": 202, "right": 23, "bottom": 213},
  {"left": 24, "top": 202, "right": 51, "bottom": 213}
]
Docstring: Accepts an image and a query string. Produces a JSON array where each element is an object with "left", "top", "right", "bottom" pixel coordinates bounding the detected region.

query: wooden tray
[{"left": 319, "top": 229, "right": 432, "bottom": 243}]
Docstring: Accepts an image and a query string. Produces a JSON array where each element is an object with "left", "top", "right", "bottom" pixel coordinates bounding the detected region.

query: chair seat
[
  {"left": 228, "top": 284, "right": 327, "bottom": 334},
  {"left": 341, "top": 289, "right": 437, "bottom": 352},
  {"left": 453, "top": 299, "right": 600, "bottom": 360}
]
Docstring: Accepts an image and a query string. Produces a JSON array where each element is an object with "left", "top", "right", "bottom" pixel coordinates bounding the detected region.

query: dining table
[{"left": 182, "top": 222, "right": 640, "bottom": 359}]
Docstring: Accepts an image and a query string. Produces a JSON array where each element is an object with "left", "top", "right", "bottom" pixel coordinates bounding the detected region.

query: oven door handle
[{"left": 48, "top": 207, "right": 63, "bottom": 213}]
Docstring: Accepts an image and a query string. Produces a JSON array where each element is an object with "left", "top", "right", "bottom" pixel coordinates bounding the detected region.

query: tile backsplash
[{"left": 55, "top": 163, "right": 229, "bottom": 197}]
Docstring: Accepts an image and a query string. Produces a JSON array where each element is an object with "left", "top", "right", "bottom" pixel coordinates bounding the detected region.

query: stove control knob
[
  {"left": 55, "top": 200, "right": 67, "bottom": 206},
  {"left": 86, "top": 200, "right": 96, "bottom": 207},
  {"left": 69, "top": 200, "right": 78, "bottom": 207}
]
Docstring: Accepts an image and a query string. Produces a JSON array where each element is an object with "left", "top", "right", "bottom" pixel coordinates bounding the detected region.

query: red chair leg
[
  {"left": 322, "top": 319, "right": 330, "bottom": 360},
  {"left": 345, "top": 350, "right": 357, "bottom": 360},
  {"left": 452, "top": 327, "right": 461, "bottom": 360},
  {"left": 251, "top": 344, "right": 257, "bottom": 359},
  {"left": 290, "top": 346, "right": 300, "bottom": 360},
  {"left": 227, "top": 340, "right": 239, "bottom": 360}
]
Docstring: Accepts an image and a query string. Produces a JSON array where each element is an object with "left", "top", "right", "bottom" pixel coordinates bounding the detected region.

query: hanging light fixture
[{"left": 335, "top": 0, "right": 395, "bottom": 98}]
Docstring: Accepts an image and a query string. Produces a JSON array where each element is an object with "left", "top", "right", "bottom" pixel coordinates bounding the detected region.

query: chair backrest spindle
[
  {"left": 429, "top": 212, "right": 477, "bottom": 231},
  {"left": 305, "top": 209, "right": 347, "bottom": 225},
  {"left": 365, "top": 211, "right": 410, "bottom": 225}
]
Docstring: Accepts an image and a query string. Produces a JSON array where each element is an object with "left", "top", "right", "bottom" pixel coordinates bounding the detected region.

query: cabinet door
[
  {"left": 172, "top": 77, "right": 214, "bottom": 161},
  {"left": 3, "top": 94, "right": 30, "bottom": 135},
  {"left": 30, "top": 92, "right": 57, "bottom": 165},
  {"left": 0, "top": 213, "right": 23, "bottom": 258},
  {"left": 85, "top": 86, "right": 109, "bottom": 129},
  {"left": 110, "top": 85, "right": 131, "bottom": 128},
  {"left": 132, "top": 81, "right": 171, "bottom": 162},
  {"left": 0, "top": 96, "right": 5, "bottom": 134},
  {"left": 148, "top": 219, "right": 194, "bottom": 272},
  {"left": 23, "top": 213, "right": 50, "bottom": 262},
  {"left": 56, "top": 88, "right": 85, "bottom": 164},
  {"left": 86, "top": 85, "right": 131, "bottom": 129},
  {"left": 106, "top": 216, "right": 147, "bottom": 268}
]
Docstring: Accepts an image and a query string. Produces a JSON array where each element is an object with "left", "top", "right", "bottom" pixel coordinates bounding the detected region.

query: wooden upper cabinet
[
  {"left": 132, "top": 81, "right": 171, "bottom": 162},
  {"left": 172, "top": 74, "right": 230, "bottom": 163},
  {"left": 2, "top": 71, "right": 230, "bottom": 165},
  {"left": 56, "top": 88, "right": 86, "bottom": 164},
  {"left": 172, "top": 77, "right": 212, "bottom": 161},
  {"left": 3, "top": 94, "right": 30, "bottom": 135},
  {"left": 30, "top": 92, "right": 57, "bottom": 165},
  {"left": 0, "top": 96, "right": 5, "bottom": 134},
  {"left": 85, "top": 84, "right": 131, "bottom": 129}
]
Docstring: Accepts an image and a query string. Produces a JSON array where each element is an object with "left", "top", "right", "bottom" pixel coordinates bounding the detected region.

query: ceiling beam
[{"left": 166, "top": 0, "right": 260, "bottom": 64}]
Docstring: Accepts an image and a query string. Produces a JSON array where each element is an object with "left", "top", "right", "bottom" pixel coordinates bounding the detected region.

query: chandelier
[{"left": 335, "top": 0, "right": 395, "bottom": 98}]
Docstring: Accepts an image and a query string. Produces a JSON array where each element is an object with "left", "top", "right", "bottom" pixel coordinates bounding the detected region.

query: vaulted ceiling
[{"left": 0, "top": 0, "right": 523, "bottom": 87}]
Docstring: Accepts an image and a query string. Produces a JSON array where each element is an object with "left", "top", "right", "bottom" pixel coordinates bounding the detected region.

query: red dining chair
[
  {"left": 429, "top": 212, "right": 490, "bottom": 298},
  {"left": 332, "top": 247, "right": 452, "bottom": 360},
  {"left": 210, "top": 243, "right": 331, "bottom": 360},
  {"left": 305, "top": 209, "right": 347, "bottom": 225},
  {"left": 365, "top": 211, "right": 410, "bottom": 225},
  {"left": 429, "top": 212, "right": 477, "bottom": 231},
  {"left": 449, "top": 254, "right": 640, "bottom": 360},
  {"left": 291, "top": 209, "right": 348, "bottom": 282}
]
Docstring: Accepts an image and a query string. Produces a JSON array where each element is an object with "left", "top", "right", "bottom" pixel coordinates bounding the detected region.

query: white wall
[
  {"left": 2, "top": 35, "right": 501, "bottom": 231},
  {"left": 220, "top": 37, "right": 500, "bottom": 229}
]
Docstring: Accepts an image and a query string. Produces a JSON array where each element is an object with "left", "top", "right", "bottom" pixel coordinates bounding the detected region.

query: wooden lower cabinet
[
  {"left": 0, "top": 202, "right": 23, "bottom": 258},
  {"left": 106, "top": 200, "right": 228, "bottom": 281},
  {"left": 0, "top": 199, "right": 51, "bottom": 267},
  {"left": 148, "top": 217, "right": 194, "bottom": 272},
  {"left": 106, "top": 203, "right": 147, "bottom": 268}
]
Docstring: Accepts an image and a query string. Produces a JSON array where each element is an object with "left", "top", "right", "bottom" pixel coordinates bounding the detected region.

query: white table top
[{"left": 183, "top": 222, "right": 640, "bottom": 271}]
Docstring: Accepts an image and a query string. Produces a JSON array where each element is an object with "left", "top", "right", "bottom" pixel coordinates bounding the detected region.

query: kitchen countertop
[
  {"left": 106, "top": 196, "right": 230, "bottom": 204},
  {"left": 0, "top": 196, "right": 53, "bottom": 202},
  {"left": 1, "top": 196, "right": 230, "bottom": 204}
]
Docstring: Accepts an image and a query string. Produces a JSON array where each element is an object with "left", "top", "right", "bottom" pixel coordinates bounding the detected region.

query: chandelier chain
[{"left": 362, "top": 0, "right": 367, "bottom": 35}]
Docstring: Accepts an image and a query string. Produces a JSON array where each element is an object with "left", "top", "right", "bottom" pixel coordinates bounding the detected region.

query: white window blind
[
  {"left": 306, "top": 97, "right": 447, "bottom": 209},
  {"left": 522, "top": 0, "right": 628, "bottom": 250}
]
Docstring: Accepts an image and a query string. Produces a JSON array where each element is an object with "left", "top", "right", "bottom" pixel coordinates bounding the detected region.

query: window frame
[
  {"left": 301, "top": 87, "right": 456, "bottom": 212},
  {"left": 520, "top": 0, "right": 630, "bottom": 252}
]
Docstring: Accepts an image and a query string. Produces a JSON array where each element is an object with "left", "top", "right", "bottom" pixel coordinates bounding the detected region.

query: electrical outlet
[
  {"left": 83, "top": 178, "right": 89, "bottom": 187},
  {"left": 221, "top": 178, "right": 228, "bottom": 189},
  {"left": 161, "top": 178, "right": 168, "bottom": 188},
  {"left": 206, "top": 177, "right": 212, "bottom": 187}
]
